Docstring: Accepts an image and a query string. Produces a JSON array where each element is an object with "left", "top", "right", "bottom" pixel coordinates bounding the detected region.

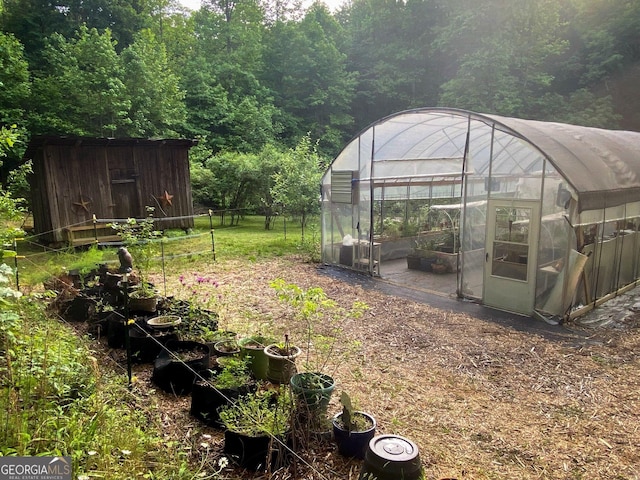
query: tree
[
  {"left": 262, "top": 4, "right": 356, "bottom": 155},
  {"left": 29, "top": 26, "right": 131, "bottom": 136},
  {"left": 437, "top": 0, "right": 568, "bottom": 117},
  {"left": 1, "top": 0, "right": 151, "bottom": 67},
  {"left": 0, "top": 125, "right": 25, "bottom": 254},
  {"left": 0, "top": 32, "right": 30, "bottom": 126},
  {"left": 121, "top": 29, "right": 186, "bottom": 137},
  {"left": 182, "top": 0, "right": 280, "bottom": 152},
  {"left": 271, "top": 135, "right": 325, "bottom": 238},
  {"left": 341, "top": 0, "right": 444, "bottom": 129}
]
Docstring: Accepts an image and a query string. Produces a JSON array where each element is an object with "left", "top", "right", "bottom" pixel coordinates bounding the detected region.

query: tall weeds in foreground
[{"left": 0, "top": 265, "right": 211, "bottom": 479}]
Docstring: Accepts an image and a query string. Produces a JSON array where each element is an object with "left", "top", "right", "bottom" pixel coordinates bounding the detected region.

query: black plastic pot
[
  {"left": 223, "top": 430, "right": 289, "bottom": 471},
  {"left": 358, "top": 434, "right": 422, "bottom": 480},
  {"left": 106, "top": 313, "right": 127, "bottom": 348},
  {"left": 152, "top": 340, "right": 210, "bottom": 395},
  {"left": 129, "top": 327, "right": 178, "bottom": 363},
  {"left": 64, "top": 295, "right": 97, "bottom": 322},
  {"left": 190, "top": 373, "right": 252, "bottom": 428},
  {"left": 332, "top": 411, "right": 376, "bottom": 459}
]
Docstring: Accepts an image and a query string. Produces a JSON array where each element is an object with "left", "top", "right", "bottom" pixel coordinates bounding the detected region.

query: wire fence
[{"left": 6, "top": 209, "right": 302, "bottom": 293}]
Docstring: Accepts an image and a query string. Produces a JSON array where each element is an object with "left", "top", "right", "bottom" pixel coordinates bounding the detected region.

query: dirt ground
[{"left": 97, "top": 256, "right": 640, "bottom": 480}]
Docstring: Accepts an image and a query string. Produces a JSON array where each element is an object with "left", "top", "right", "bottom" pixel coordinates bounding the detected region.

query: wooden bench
[{"left": 63, "top": 223, "right": 122, "bottom": 247}]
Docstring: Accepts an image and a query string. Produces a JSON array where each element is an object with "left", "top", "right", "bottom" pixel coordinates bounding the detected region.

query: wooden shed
[{"left": 26, "top": 136, "right": 197, "bottom": 245}]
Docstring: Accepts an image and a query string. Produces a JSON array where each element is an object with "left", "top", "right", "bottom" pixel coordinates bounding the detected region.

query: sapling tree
[{"left": 270, "top": 278, "right": 368, "bottom": 374}]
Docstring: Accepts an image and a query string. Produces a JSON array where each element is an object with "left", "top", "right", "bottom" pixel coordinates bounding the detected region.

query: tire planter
[
  {"left": 223, "top": 430, "right": 289, "bottom": 471},
  {"left": 359, "top": 434, "right": 422, "bottom": 480},
  {"left": 332, "top": 411, "right": 376, "bottom": 459},
  {"left": 129, "top": 327, "right": 178, "bottom": 363},
  {"left": 290, "top": 372, "right": 335, "bottom": 412},
  {"left": 238, "top": 336, "right": 273, "bottom": 380},
  {"left": 263, "top": 344, "right": 302, "bottom": 384},
  {"left": 152, "top": 340, "right": 210, "bottom": 395},
  {"left": 190, "top": 371, "right": 254, "bottom": 428}
]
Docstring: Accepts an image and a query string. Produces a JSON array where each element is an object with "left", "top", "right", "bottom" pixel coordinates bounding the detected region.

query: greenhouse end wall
[{"left": 322, "top": 108, "right": 640, "bottom": 321}]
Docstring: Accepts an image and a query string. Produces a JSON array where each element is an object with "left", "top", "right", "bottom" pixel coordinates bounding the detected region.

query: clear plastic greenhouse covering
[{"left": 321, "top": 108, "right": 640, "bottom": 321}]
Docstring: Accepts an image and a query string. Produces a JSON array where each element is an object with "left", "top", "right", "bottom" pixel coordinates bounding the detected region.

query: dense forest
[{"left": 0, "top": 0, "right": 639, "bottom": 209}]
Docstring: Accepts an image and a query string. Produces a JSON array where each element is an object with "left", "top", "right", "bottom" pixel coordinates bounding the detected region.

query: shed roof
[
  {"left": 23, "top": 135, "right": 198, "bottom": 161},
  {"left": 332, "top": 108, "right": 640, "bottom": 213}
]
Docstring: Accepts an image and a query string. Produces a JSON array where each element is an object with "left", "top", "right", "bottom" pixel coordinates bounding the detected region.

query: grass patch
[
  {"left": 15, "top": 215, "right": 321, "bottom": 288},
  {"left": 0, "top": 296, "right": 204, "bottom": 479}
]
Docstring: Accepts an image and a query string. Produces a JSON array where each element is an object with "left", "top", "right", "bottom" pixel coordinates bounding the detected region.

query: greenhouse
[{"left": 320, "top": 107, "right": 640, "bottom": 321}]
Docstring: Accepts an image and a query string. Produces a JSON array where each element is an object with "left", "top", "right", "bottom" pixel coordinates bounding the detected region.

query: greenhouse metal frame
[{"left": 321, "top": 108, "right": 640, "bottom": 320}]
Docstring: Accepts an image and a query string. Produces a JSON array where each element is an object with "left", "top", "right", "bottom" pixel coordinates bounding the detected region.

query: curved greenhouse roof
[
  {"left": 330, "top": 108, "right": 640, "bottom": 213},
  {"left": 322, "top": 108, "right": 640, "bottom": 319}
]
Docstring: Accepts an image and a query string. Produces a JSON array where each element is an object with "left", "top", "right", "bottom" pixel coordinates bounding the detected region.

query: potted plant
[
  {"left": 332, "top": 392, "right": 376, "bottom": 459},
  {"left": 290, "top": 372, "right": 335, "bottom": 413},
  {"left": 406, "top": 237, "right": 437, "bottom": 271},
  {"left": 213, "top": 338, "right": 240, "bottom": 357},
  {"left": 263, "top": 337, "right": 302, "bottom": 384},
  {"left": 151, "top": 340, "right": 210, "bottom": 394},
  {"left": 128, "top": 324, "right": 178, "bottom": 363},
  {"left": 270, "top": 280, "right": 367, "bottom": 407},
  {"left": 110, "top": 207, "right": 162, "bottom": 313},
  {"left": 190, "top": 357, "right": 253, "bottom": 427},
  {"left": 238, "top": 335, "right": 275, "bottom": 380},
  {"left": 219, "top": 389, "right": 292, "bottom": 470}
]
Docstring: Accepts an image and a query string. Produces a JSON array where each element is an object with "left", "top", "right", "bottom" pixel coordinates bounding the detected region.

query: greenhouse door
[{"left": 483, "top": 200, "right": 540, "bottom": 315}]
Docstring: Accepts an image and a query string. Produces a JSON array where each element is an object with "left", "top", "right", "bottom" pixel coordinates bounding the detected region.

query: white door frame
[{"left": 483, "top": 199, "right": 540, "bottom": 315}]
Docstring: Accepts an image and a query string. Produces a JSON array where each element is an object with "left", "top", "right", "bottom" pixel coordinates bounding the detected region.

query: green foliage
[
  {"left": 121, "top": 29, "right": 186, "bottom": 137},
  {"left": 29, "top": 26, "right": 131, "bottom": 136},
  {"left": 110, "top": 206, "right": 162, "bottom": 295},
  {"left": 218, "top": 389, "right": 292, "bottom": 437},
  {"left": 0, "top": 294, "right": 206, "bottom": 479},
  {"left": 65, "top": 245, "right": 106, "bottom": 277},
  {"left": 270, "top": 278, "right": 368, "bottom": 373},
  {"left": 0, "top": 32, "right": 30, "bottom": 125},
  {"left": 271, "top": 135, "right": 325, "bottom": 233},
  {"left": 0, "top": 264, "right": 21, "bottom": 310},
  {"left": 261, "top": 4, "right": 356, "bottom": 153},
  {"left": 0, "top": 125, "right": 25, "bottom": 254},
  {"left": 212, "top": 357, "right": 251, "bottom": 390},
  {"left": 337, "top": 391, "right": 370, "bottom": 432}
]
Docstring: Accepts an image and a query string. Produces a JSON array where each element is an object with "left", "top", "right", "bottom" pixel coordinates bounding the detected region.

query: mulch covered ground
[{"left": 84, "top": 256, "right": 640, "bottom": 479}]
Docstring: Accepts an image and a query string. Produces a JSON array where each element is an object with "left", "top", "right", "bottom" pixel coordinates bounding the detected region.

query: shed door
[
  {"left": 483, "top": 200, "right": 539, "bottom": 315},
  {"left": 110, "top": 163, "right": 140, "bottom": 219}
]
